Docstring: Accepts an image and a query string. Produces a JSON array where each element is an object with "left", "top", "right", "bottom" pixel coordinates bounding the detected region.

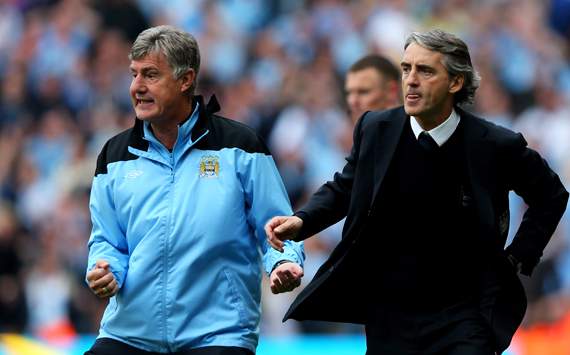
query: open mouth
[{"left": 136, "top": 98, "right": 154, "bottom": 106}]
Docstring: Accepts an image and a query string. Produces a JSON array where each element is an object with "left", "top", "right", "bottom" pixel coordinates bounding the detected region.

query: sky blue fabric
[{"left": 87, "top": 108, "right": 304, "bottom": 352}]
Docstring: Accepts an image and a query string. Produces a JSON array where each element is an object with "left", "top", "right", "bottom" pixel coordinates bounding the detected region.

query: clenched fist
[
  {"left": 86, "top": 260, "right": 118, "bottom": 298},
  {"left": 269, "top": 262, "right": 304, "bottom": 294}
]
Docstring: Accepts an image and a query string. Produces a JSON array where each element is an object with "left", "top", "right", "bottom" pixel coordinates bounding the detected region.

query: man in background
[{"left": 344, "top": 54, "right": 401, "bottom": 125}]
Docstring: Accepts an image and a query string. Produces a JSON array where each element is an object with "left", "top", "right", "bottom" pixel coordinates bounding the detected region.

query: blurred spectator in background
[
  {"left": 25, "top": 224, "right": 75, "bottom": 343},
  {"left": 345, "top": 54, "right": 401, "bottom": 125},
  {"left": 0, "top": 203, "right": 27, "bottom": 333}
]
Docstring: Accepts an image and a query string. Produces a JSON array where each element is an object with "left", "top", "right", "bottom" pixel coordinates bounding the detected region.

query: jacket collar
[
  {"left": 370, "top": 106, "right": 407, "bottom": 202},
  {"left": 191, "top": 94, "right": 220, "bottom": 142},
  {"left": 456, "top": 106, "right": 496, "bottom": 242},
  {"left": 129, "top": 95, "right": 221, "bottom": 152}
]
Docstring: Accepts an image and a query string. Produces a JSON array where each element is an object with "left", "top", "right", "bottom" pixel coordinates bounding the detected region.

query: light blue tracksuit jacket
[{"left": 87, "top": 96, "right": 304, "bottom": 353}]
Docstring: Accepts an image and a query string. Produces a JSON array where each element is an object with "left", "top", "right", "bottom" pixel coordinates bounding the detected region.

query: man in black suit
[{"left": 265, "top": 29, "right": 569, "bottom": 355}]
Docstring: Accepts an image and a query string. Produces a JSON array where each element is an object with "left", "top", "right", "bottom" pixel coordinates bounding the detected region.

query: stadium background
[{"left": 0, "top": 0, "right": 569, "bottom": 354}]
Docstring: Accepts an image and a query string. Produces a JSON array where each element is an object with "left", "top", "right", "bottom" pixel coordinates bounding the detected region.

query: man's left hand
[{"left": 269, "top": 262, "right": 303, "bottom": 294}]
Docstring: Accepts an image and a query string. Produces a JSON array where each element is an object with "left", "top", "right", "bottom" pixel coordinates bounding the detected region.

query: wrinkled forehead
[
  {"left": 401, "top": 43, "right": 445, "bottom": 67},
  {"left": 129, "top": 51, "right": 169, "bottom": 71}
]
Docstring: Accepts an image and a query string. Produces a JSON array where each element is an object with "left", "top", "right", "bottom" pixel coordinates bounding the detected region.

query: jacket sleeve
[
  {"left": 503, "top": 133, "right": 569, "bottom": 275},
  {"left": 86, "top": 150, "right": 130, "bottom": 287},
  {"left": 238, "top": 149, "right": 305, "bottom": 275},
  {"left": 293, "top": 112, "right": 367, "bottom": 240}
]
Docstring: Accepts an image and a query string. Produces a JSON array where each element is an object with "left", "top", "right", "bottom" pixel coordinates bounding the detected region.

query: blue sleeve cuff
[
  {"left": 263, "top": 240, "right": 305, "bottom": 275},
  {"left": 86, "top": 256, "right": 127, "bottom": 288}
]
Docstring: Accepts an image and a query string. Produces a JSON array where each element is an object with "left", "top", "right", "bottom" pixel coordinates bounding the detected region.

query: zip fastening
[
  {"left": 164, "top": 151, "right": 175, "bottom": 350},
  {"left": 170, "top": 153, "right": 175, "bottom": 183},
  {"left": 124, "top": 128, "right": 211, "bottom": 350}
]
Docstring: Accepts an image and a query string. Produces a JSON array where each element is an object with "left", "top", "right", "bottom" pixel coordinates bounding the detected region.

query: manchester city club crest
[{"left": 199, "top": 155, "right": 220, "bottom": 178}]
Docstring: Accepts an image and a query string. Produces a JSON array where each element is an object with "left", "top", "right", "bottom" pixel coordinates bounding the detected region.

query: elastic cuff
[{"left": 271, "top": 260, "right": 292, "bottom": 274}]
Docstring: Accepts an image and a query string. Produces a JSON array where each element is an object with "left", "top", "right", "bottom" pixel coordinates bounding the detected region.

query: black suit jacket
[{"left": 285, "top": 106, "right": 569, "bottom": 353}]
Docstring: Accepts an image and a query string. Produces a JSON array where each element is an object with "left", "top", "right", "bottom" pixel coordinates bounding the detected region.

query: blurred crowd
[{"left": 0, "top": 0, "right": 569, "bottom": 346}]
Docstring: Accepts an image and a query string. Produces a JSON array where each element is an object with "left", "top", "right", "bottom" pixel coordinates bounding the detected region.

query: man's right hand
[
  {"left": 86, "top": 260, "right": 118, "bottom": 298},
  {"left": 264, "top": 216, "right": 303, "bottom": 252}
]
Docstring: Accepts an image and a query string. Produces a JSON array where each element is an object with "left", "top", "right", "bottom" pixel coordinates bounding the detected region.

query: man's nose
[
  {"left": 131, "top": 75, "right": 146, "bottom": 92},
  {"left": 347, "top": 94, "right": 358, "bottom": 108},
  {"left": 405, "top": 70, "right": 419, "bottom": 86}
]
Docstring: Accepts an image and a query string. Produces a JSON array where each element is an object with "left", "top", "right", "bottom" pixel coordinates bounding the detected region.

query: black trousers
[
  {"left": 365, "top": 303, "right": 495, "bottom": 355},
  {"left": 85, "top": 338, "right": 254, "bottom": 355}
]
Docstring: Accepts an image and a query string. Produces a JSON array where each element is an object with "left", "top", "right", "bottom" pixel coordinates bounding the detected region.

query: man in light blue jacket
[{"left": 85, "top": 25, "right": 304, "bottom": 355}]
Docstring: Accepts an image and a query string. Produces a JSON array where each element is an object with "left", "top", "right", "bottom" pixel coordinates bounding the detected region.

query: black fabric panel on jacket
[
  {"left": 94, "top": 95, "right": 269, "bottom": 177},
  {"left": 191, "top": 95, "right": 270, "bottom": 155},
  {"left": 94, "top": 128, "right": 144, "bottom": 176},
  {"left": 192, "top": 114, "right": 271, "bottom": 156}
]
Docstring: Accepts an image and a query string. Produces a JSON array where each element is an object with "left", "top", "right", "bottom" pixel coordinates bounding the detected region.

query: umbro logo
[{"left": 125, "top": 170, "right": 144, "bottom": 179}]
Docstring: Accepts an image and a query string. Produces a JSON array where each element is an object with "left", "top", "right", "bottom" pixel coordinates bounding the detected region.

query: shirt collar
[
  {"left": 143, "top": 101, "right": 201, "bottom": 147},
  {"left": 410, "top": 109, "right": 460, "bottom": 147}
]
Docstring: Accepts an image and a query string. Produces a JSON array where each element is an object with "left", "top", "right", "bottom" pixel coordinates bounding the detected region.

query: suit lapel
[
  {"left": 461, "top": 110, "right": 497, "bottom": 246},
  {"left": 371, "top": 109, "right": 407, "bottom": 205}
]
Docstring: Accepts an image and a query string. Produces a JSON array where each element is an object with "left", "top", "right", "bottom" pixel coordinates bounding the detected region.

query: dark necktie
[{"left": 418, "top": 131, "right": 439, "bottom": 152}]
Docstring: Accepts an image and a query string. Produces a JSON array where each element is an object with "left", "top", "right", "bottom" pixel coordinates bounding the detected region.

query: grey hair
[
  {"left": 129, "top": 25, "right": 200, "bottom": 95},
  {"left": 404, "top": 29, "right": 480, "bottom": 106}
]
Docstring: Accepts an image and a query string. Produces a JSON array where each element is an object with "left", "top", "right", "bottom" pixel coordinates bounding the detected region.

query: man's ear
[
  {"left": 387, "top": 80, "right": 401, "bottom": 104},
  {"left": 449, "top": 74, "right": 464, "bottom": 94},
  {"left": 179, "top": 69, "right": 196, "bottom": 93}
]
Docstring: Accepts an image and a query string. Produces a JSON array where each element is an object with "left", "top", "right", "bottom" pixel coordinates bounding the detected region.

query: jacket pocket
[{"left": 222, "top": 268, "right": 257, "bottom": 329}]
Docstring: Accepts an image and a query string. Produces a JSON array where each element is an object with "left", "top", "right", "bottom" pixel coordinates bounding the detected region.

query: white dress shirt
[{"left": 410, "top": 109, "right": 460, "bottom": 147}]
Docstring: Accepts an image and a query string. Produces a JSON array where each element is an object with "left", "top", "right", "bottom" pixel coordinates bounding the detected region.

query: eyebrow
[
  {"left": 129, "top": 66, "right": 159, "bottom": 73},
  {"left": 400, "top": 62, "right": 435, "bottom": 71},
  {"left": 416, "top": 64, "right": 435, "bottom": 71}
]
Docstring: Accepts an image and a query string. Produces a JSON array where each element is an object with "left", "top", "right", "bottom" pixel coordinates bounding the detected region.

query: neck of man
[
  {"left": 151, "top": 124, "right": 179, "bottom": 150},
  {"left": 414, "top": 102, "right": 454, "bottom": 131},
  {"left": 150, "top": 102, "right": 194, "bottom": 150}
]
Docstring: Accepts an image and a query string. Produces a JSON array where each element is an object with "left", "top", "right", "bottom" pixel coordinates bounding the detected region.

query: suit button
[{"left": 367, "top": 209, "right": 372, "bottom": 216}]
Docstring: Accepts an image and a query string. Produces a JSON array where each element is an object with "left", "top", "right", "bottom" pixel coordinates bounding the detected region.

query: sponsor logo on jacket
[{"left": 125, "top": 170, "right": 144, "bottom": 179}]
